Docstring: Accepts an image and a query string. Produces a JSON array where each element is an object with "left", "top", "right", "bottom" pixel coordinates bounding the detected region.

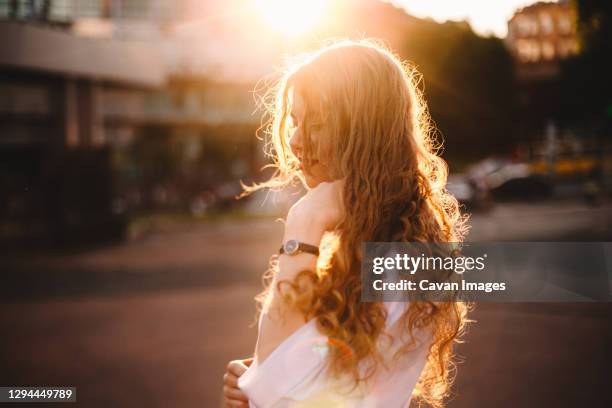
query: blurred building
[
  {"left": 0, "top": 0, "right": 274, "bottom": 246},
  {"left": 504, "top": 1, "right": 611, "bottom": 197},
  {"left": 0, "top": 19, "right": 165, "bottom": 246},
  {"left": 0, "top": 0, "right": 284, "bottom": 80},
  {"left": 505, "top": 1, "right": 579, "bottom": 143},
  {"left": 506, "top": 0, "right": 578, "bottom": 80}
]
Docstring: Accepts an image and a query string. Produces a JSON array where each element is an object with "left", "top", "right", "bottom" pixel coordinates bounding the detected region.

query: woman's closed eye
[{"left": 309, "top": 122, "right": 323, "bottom": 132}]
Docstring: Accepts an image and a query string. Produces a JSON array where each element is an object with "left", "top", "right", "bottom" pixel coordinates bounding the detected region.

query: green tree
[{"left": 399, "top": 19, "right": 519, "bottom": 161}]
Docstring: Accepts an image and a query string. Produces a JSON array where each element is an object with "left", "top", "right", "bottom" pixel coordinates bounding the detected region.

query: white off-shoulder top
[{"left": 238, "top": 301, "right": 431, "bottom": 407}]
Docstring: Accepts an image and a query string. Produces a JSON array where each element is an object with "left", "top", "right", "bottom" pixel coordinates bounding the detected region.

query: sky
[{"left": 391, "top": 0, "right": 552, "bottom": 37}]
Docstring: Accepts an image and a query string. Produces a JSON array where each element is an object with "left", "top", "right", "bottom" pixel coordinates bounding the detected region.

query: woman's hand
[
  {"left": 286, "top": 180, "right": 344, "bottom": 237},
  {"left": 223, "top": 358, "right": 252, "bottom": 408}
]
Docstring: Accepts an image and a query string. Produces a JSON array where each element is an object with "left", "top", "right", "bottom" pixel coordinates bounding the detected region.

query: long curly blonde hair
[{"left": 242, "top": 39, "right": 470, "bottom": 407}]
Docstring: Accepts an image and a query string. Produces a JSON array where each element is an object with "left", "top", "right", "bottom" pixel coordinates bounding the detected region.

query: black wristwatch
[{"left": 279, "top": 239, "right": 320, "bottom": 256}]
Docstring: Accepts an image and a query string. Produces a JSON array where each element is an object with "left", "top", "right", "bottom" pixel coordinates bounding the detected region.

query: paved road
[
  {"left": 0, "top": 285, "right": 258, "bottom": 408},
  {"left": 1, "top": 200, "right": 611, "bottom": 407}
]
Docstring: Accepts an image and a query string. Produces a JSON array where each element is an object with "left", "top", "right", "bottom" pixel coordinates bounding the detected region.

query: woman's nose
[{"left": 289, "top": 128, "right": 302, "bottom": 156}]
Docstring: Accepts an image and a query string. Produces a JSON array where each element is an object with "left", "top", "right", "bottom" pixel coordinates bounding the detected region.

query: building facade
[
  {"left": 0, "top": 1, "right": 268, "bottom": 246},
  {"left": 506, "top": 0, "right": 578, "bottom": 79}
]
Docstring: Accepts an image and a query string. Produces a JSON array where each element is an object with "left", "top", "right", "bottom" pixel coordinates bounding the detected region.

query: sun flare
[{"left": 254, "top": 0, "right": 328, "bottom": 36}]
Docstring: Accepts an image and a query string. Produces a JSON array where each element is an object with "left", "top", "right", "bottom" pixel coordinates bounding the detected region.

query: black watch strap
[{"left": 279, "top": 240, "right": 320, "bottom": 256}]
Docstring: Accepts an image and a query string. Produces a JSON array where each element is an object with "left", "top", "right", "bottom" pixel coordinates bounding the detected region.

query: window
[
  {"left": 557, "top": 15, "right": 572, "bottom": 34},
  {"left": 542, "top": 41, "right": 555, "bottom": 60},
  {"left": 517, "top": 39, "right": 541, "bottom": 62},
  {"left": 540, "top": 12, "right": 553, "bottom": 35}
]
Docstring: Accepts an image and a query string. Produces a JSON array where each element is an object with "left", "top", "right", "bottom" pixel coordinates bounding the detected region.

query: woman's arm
[
  {"left": 256, "top": 180, "right": 344, "bottom": 365},
  {"left": 255, "top": 221, "right": 324, "bottom": 363},
  {"left": 221, "top": 181, "right": 343, "bottom": 406}
]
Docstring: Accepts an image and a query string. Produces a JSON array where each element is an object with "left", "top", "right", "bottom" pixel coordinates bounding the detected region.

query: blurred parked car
[
  {"left": 446, "top": 174, "right": 492, "bottom": 211},
  {"left": 449, "top": 156, "right": 556, "bottom": 209}
]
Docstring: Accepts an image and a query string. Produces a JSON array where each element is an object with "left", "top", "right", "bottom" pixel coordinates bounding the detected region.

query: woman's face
[{"left": 289, "top": 92, "right": 333, "bottom": 188}]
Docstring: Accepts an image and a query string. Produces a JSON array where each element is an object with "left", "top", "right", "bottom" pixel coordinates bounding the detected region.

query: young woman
[{"left": 222, "top": 39, "right": 469, "bottom": 408}]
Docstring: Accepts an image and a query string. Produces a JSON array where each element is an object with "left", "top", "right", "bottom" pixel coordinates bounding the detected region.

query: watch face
[{"left": 284, "top": 239, "right": 299, "bottom": 254}]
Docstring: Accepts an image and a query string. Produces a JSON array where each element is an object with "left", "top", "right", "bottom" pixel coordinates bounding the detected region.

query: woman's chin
[{"left": 304, "top": 174, "right": 323, "bottom": 189}]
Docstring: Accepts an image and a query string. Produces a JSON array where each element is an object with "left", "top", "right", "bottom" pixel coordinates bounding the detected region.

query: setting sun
[{"left": 254, "top": 0, "right": 329, "bottom": 36}]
